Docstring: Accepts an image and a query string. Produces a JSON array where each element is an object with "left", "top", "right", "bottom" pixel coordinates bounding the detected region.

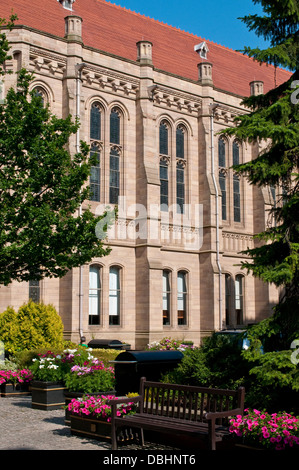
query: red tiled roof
[{"left": 0, "top": 0, "right": 292, "bottom": 96}]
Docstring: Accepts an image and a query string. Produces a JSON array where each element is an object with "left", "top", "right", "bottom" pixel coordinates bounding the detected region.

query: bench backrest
[{"left": 139, "top": 377, "right": 245, "bottom": 426}]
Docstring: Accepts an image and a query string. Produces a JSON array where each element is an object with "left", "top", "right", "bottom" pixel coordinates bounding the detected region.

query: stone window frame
[
  {"left": 88, "top": 264, "right": 102, "bottom": 325},
  {"left": 224, "top": 272, "right": 246, "bottom": 327},
  {"left": 177, "top": 270, "right": 188, "bottom": 326},
  {"left": 218, "top": 136, "right": 244, "bottom": 225},
  {"left": 109, "top": 265, "right": 122, "bottom": 326}
]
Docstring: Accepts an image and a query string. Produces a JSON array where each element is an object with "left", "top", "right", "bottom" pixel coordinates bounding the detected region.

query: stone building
[{"left": 0, "top": 0, "right": 291, "bottom": 348}]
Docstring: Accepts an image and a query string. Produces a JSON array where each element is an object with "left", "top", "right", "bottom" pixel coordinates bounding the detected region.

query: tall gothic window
[
  {"left": 177, "top": 271, "right": 187, "bottom": 325},
  {"left": 109, "top": 108, "right": 121, "bottom": 204},
  {"left": 89, "top": 265, "right": 101, "bottom": 325},
  {"left": 176, "top": 126, "right": 186, "bottom": 213},
  {"left": 29, "top": 280, "right": 40, "bottom": 303},
  {"left": 159, "top": 120, "right": 168, "bottom": 155},
  {"left": 90, "top": 143, "right": 101, "bottom": 202},
  {"left": 109, "top": 148, "right": 120, "bottom": 204},
  {"left": 162, "top": 270, "right": 171, "bottom": 325},
  {"left": 176, "top": 126, "right": 184, "bottom": 159},
  {"left": 235, "top": 275, "right": 244, "bottom": 325},
  {"left": 159, "top": 121, "right": 170, "bottom": 210},
  {"left": 176, "top": 162, "right": 185, "bottom": 213},
  {"left": 32, "top": 86, "right": 46, "bottom": 107},
  {"left": 89, "top": 103, "right": 102, "bottom": 202},
  {"left": 218, "top": 137, "right": 227, "bottom": 221},
  {"left": 160, "top": 160, "right": 168, "bottom": 208},
  {"left": 109, "top": 266, "right": 121, "bottom": 325},
  {"left": 233, "top": 141, "right": 241, "bottom": 222},
  {"left": 90, "top": 103, "right": 101, "bottom": 141},
  {"left": 110, "top": 108, "right": 120, "bottom": 145}
]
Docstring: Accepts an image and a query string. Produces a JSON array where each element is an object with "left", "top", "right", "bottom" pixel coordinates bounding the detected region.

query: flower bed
[
  {"left": 64, "top": 360, "right": 115, "bottom": 394},
  {"left": 67, "top": 394, "right": 136, "bottom": 421},
  {"left": 0, "top": 368, "right": 33, "bottom": 397},
  {"left": 68, "top": 394, "right": 138, "bottom": 443},
  {"left": 0, "top": 369, "right": 33, "bottom": 386},
  {"left": 29, "top": 347, "right": 104, "bottom": 383},
  {"left": 147, "top": 337, "right": 195, "bottom": 351},
  {"left": 229, "top": 409, "right": 299, "bottom": 450}
]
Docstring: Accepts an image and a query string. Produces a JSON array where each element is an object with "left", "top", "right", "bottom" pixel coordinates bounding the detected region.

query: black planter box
[
  {"left": 31, "top": 380, "right": 66, "bottom": 410},
  {"left": 70, "top": 414, "right": 138, "bottom": 445},
  {"left": 1, "top": 382, "right": 31, "bottom": 397}
]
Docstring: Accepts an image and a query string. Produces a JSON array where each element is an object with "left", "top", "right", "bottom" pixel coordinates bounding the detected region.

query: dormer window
[
  {"left": 194, "top": 41, "right": 209, "bottom": 60},
  {"left": 58, "top": 0, "right": 75, "bottom": 10}
]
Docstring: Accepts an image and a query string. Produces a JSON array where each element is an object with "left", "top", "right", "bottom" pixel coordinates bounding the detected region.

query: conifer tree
[
  {"left": 223, "top": 0, "right": 299, "bottom": 344},
  {"left": 0, "top": 16, "right": 112, "bottom": 285}
]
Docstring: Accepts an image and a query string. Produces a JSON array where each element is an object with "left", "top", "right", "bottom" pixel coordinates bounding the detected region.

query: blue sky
[{"left": 114, "top": 0, "right": 269, "bottom": 51}]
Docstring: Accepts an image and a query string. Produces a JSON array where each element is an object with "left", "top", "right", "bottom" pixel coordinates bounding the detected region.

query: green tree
[
  {"left": 0, "top": 17, "right": 112, "bottom": 285},
  {"left": 223, "top": 1, "right": 299, "bottom": 328}
]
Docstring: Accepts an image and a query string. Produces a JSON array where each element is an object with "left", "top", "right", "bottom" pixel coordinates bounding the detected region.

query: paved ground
[{"left": 0, "top": 395, "right": 177, "bottom": 452}]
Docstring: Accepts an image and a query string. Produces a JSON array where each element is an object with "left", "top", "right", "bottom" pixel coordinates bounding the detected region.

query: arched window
[
  {"left": 176, "top": 126, "right": 184, "bottom": 159},
  {"left": 218, "top": 137, "right": 226, "bottom": 168},
  {"left": 159, "top": 121, "right": 168, "bottom": 155},
  {"left": 218, "top": 137, "right": 227, "bottom": 221},
  {"left": 109, "top": 266, "right": 121, "bottom": 325},
  {"left": 162, "top": 270, "right": 171, "bottom": 326},
  {"left": 89, "top": 103, "right": 102, "bottom": 202},
  {"left": 90, "top": 143, "right": 101, "bottom": 202},
  {"left": 159, "top": 121, "right": 170, "bottom": 211},
  {"left": 29, "top": 280, "right": 40, "bottom": 303},
  {"left": 90, "top": 103, "right": 101, "bottom": 141},
  {"left": 235, "top": 275, "right": 244, "bottom": 325},
  {"left": 110, "top": 108, "right": 120, "bottom": 145},
  {"left": 233, "top": 141, "right": 241, "bottom": 222},
  {"left": 177, "top": 271, "right": 187, "bottom": 325},
  {"left": 32, "top": 86, "right": 46, "bottom": 107},
  {"left": 109, "top": 108, "right": 121, "bottom": 204},
  {"left": 176, "top": 126, "right": 186, "bottom": 213},
  {"left": 89, "top": 265, "right": 101, "bottom": 325}
]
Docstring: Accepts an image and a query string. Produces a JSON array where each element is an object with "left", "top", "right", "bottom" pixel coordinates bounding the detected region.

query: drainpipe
[
  {"left": 75, "top": 62, "right": 87, "bottom": 341},
  {"left": 209, "top": 103, "right": 222, "bottom": 330}
]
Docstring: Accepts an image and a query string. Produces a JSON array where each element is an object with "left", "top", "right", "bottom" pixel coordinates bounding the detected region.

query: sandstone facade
[{"left": 0, "top": 1, "right": 284, "bottom": 348}]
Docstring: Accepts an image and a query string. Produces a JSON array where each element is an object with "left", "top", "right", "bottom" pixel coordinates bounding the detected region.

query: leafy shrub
[
  {"left": 0, "top": 307, "right": 19, "bottom": 355},
  {"left": 88, "top": 348, "right": 125, "bottom": 367},
  {"left": 146, "top": 337, "right": 195, "bottom": 351},
  {"left": 163, "top": 328, "right": 299, "bottom": 414},
  {"left": 0, "top": 301, "right": 64, "bottom": 355},
  {"left": 162, "top": 347, "right": 212, "bottom": 387},
  {"left": 64, "top": 360, "right": 115, "bottom": 393},
  {"left": 163, "top": 333, "right": 250, "bottom": 390}
]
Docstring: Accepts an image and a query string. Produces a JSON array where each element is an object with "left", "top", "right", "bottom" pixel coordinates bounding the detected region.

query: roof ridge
[{"left": 95, "top": 0, "right": 282, "bottom": 71}]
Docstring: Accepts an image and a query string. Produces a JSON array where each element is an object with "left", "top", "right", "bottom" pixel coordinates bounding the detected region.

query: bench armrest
[{"left": 107, "top": 395, "right": 143, "bottom": 419}]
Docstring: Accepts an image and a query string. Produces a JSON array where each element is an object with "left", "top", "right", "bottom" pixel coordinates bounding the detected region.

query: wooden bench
[{"left": 108, "top": 377, "right": 245, "bottom": 450}]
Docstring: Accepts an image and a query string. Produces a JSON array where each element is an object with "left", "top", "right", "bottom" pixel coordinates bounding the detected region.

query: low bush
[{"left": 0, "top": 301, "right": 64, "bottom": 355}]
